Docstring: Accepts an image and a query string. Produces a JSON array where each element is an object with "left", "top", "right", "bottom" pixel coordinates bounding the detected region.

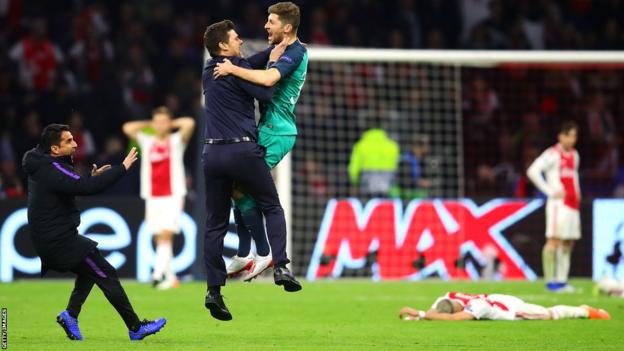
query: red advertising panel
[{"left": 307, "top": 199, "right": 543, "bottom": 280}]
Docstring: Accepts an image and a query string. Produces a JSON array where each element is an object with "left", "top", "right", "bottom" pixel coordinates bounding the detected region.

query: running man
[
  {"left": 123, "top": 107, "right": 195, "bottom": 289},
  {"left": 23, "top": 124, "right": 166, "bottom": 341},
  {"left": 527, "top": 121, "right": 580, "bottom": 293},
  {"left": 213, "top": 1, "right": 307, "bottom": 281},
  {"left": 399, "top": 291, "right": 610, "bottom": 321}
]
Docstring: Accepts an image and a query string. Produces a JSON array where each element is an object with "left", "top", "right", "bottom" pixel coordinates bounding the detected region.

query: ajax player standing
[
  {"left": 123, "top": 107, "right": 195, "bottom": 289},
  {"left": 527, "top": 121, "right": 580, "bottom": 293}
]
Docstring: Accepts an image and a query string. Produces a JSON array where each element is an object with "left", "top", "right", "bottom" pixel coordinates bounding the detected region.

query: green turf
[{"left": 1, "top": 279, "right": 623, "bottom": 350}]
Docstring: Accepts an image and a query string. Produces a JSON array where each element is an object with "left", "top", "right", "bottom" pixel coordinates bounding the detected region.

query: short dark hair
[
  {"left": 559, "top": 121, "right": 578, "bottom": 135},
  {"left": 41, "top": 124, "right": 70, "bottom": 153},
  {"left": 268, "top": 2, "right": 300, "bottom": 33},
  {"left": 203, "top": 20, "right": 235, "bottom": 57},
  {"left": 152, "top": 106, "right": 173, "bottom": 119}
]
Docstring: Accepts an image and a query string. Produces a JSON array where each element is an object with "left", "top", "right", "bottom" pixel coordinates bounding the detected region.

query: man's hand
[
  {"left": 269, "top": 38, "right": 289, "bottom": 62},
  {"left": 214, "top": 58, "right": 235, "bottom": 79},
  {"left": 551, "top": 189, "right": 565, "bottom": 199},
  {"left": 91, "top": 164, "right": 111, "bottom": 176},
  {"left": 123, "top": 147, "right": 139, "bottom": 170},
  {"left": 399, "top": 307, "right": 423, "bottom": 321}
]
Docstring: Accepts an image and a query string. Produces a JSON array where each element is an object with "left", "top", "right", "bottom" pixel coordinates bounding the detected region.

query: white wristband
[{"left": 418, "top": 311, "right": 426, "bottom": 319}]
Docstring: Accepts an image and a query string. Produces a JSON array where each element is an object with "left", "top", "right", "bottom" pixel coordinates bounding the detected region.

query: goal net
[{"left": 288, "top": 48, "right": 624, "bottom": 281}]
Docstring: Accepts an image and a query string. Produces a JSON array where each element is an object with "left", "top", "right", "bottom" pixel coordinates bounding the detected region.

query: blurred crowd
[{"left": 2, "top": 0, "right": 624, "bottom": 200}]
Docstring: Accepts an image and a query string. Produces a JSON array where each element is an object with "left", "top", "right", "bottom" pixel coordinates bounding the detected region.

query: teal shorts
[{"left": 258, "top": 131, "right": 296, "bottom": 170}]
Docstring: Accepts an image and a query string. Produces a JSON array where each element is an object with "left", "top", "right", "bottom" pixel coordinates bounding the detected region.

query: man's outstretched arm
[
  {"left": 38, "top": 148, "right": 138, "bottom": 196},
  {"left": 424, "top": 309, "right": 475, "bottom": 321}
]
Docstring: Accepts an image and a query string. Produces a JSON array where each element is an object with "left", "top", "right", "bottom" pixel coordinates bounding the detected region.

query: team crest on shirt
[{"left": 279, "top": 55, "right": 293, "bottom": 63}]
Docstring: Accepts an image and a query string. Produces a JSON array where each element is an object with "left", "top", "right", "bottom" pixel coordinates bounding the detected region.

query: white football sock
[
  {"left": 162, "top": 240, "right": 177, "bottom": 281},
  {"left": 549, "top": 305, "right": 588, "bottom": 320},
  {"left": 555, "top": 247, "right": 572, "bottom": 283},
  {"left": 542, "top": 247, "right": 556, "bottom": 283},
  {"left": 152, "top": 242, "right": 169, "bottom": 280}
]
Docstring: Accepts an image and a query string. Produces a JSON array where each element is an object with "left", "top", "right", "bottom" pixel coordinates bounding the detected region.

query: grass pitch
[{"left": 1, "top": 279, "right": 623, "bottom": 350}]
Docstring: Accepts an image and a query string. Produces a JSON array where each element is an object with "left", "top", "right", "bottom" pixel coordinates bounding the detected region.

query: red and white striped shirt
[
  {"left": 137, "top": 131, "right": 187, "bottom": 198},
  {"left": 527, "top": 144, "right": 580, "bottom": 209}
]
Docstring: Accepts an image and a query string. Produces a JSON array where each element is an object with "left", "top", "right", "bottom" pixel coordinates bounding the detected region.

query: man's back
[{"left": 203, "top": 56, "right": 273, "bottom": 140}]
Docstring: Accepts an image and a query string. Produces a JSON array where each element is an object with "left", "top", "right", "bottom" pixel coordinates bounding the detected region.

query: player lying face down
[{"left": 399, "top": 292, "right": 610, "bottom": 321}]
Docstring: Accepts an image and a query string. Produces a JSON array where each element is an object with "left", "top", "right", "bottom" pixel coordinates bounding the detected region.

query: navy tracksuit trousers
[{"left": 202, "top": 141, "right": 289, "bottom": 287}]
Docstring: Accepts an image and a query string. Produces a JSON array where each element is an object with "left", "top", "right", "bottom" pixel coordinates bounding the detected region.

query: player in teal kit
[{"left": 213, "top": 1, "right": 307, "bottom": 282}]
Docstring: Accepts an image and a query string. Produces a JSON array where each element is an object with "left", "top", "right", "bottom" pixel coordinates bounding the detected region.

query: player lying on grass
[{"left": 399, "top": 291, "right": 610, "bottom": 321}]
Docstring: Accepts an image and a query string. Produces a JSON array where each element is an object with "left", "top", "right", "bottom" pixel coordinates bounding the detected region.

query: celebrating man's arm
[
  {"left": 213, "top": 39, "right": 289, "bottom": 87},
  {"left": 38, "top": 148, "right": 139, "bottom": 196}
]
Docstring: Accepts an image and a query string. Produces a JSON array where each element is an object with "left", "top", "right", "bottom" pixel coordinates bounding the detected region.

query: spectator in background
[
  {"left": 97, "top": 135, "right": 138, "bottom": 196},
  {"left": 396, "top": 0, "right": 422, "bottom": 48},
  {"left": 8, "top": 18, "right": 64, "bottom": 93},
  {"left": 397, "top": 134, "right": 431, "bottom": 199},
  {"left": 585, "top": 92, "right": 618, "bottom": 194},
  {"left": 67, "top": 112, "right": 96, "bottom": 172},
  {"left": 586, "top": 92, "right": 616, "bottom": 146},
  {"left": 468, "top": 0, "right": 510, "bottom": 49},
  {"left": 120, "top": 44, "right": 155, "bottom": 119},
  {"left": 348, "top": 125, "right": 400, "bottom": 198},
  {"left": 12, "top": 112, "right": 42, "bottom": 174},
  {"left": 0, "top": 129, "right": 24, "bottom": 199},
  {"left": 459, "top": 0, "right": 492, "bottom": 44},
  {"left": 308, "top": 8, "right": 330, "bottom": 45},
  {"left": 298, "top": 156, "right": 330, "bottom": 198},
  {"left": 69, "top": 23, "right": 115, "bottom": 92},
  {"left": 0, "top": 157, "right": 24, "bottom": 199}
]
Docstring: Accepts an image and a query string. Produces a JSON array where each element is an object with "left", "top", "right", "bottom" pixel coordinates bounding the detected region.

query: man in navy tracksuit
[
  {"left": 201, "top": 20, "right": 302, "bottom": 321},
  {"left": 22, "top": 124, "right": 166, "bottom": 341}
]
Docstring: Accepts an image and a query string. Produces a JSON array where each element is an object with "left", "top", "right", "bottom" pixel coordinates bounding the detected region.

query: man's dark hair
[
  {"left": 559, "top": 121, "right": 578, "bottom": 135},
  {"left": 152, "top": 106, "right": 173, "bottom": 119},
  {"left": 268, "top": 2, "right": 300, "bottom": 33},
  {"left": 204, "top": 20, "right": 235, "bottom": 57},
  {"left": 41, "top": 124, "right": 70, "bottom": 153}
]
